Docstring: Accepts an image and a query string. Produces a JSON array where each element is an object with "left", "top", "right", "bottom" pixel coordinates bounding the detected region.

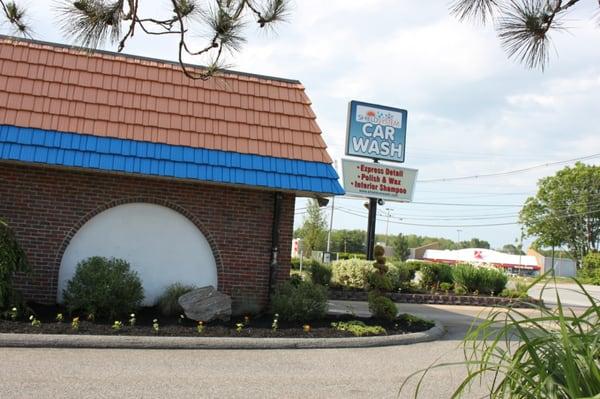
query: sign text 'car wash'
[
  {"left": 342, "top": 159, "right": 417, "bottom": 202},
  {"left": 345, "top": 101, "right": 408, "bottom": 163}
]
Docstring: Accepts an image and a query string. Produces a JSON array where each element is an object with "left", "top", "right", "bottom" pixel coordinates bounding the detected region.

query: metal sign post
[{"left": 366, "top": 197, "right": 378, "bottom": 260}]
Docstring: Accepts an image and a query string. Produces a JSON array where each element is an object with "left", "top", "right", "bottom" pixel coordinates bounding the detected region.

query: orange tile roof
[{"left": 0, "top": 36, "right": 332, "bottom": 164}]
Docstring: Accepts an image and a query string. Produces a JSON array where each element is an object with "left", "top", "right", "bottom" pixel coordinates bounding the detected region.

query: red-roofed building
[{"left": 0, "top": 36, "right": 343, "bottom": 313}]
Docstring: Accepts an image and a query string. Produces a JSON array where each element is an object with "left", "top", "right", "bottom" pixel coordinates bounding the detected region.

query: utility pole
[
  {"left": 326, "top": 198, "right": 335, "bottom": 253},
  {"left": 384, "top": 207, "right": 392, "bottom": 246},
  {"left": 518, "top": 227, "right": 523, "bottom": 274},
  {"left": 456, "top": 229, "right": 462, "bottom": 246},
  {"left": 325, "top": 160, "right": 337, "bottom": 261}
]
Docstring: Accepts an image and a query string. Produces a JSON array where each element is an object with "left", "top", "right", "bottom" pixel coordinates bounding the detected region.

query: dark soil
[{"left": 0, "top": 303, "right": 434, "bottom": 338}]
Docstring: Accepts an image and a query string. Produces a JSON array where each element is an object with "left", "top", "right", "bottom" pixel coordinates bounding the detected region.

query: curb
[{"left": 0, "top": 321, "right": 445, "bottom": 350}]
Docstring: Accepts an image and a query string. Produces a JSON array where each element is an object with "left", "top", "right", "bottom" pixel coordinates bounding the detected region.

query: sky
[{"left": 10, "top": 0, "right": 600, "bottom": 249}]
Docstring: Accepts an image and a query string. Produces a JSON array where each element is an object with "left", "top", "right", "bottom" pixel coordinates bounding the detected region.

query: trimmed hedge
[{"left": 331, "top": 259, "right": 374, "bottom": 289}]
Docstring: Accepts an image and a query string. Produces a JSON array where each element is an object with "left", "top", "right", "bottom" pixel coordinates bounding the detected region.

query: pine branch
[
  {"left": 0, "top": 0, "right": 30, "bottom": 36},
  {"left": 53, "top": 0, "right": 288, "bottom": 80},
  {"left": 452, "top": 0, "right": 587, "bottom": 70}
]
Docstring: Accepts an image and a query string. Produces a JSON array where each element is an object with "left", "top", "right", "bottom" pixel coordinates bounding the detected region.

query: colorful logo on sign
[{"left": 346, "top": 101, "right": 407, "bottom": 163}]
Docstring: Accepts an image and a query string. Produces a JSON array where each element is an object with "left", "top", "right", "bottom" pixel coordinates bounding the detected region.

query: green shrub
[
  {"left": 337, "top": 252, "right": 367, "bottom": 260},
  {"left": 452, "top": 263, "right": 480, "bottom": 293},
  {"left": 157, "top": 283, "right": 196, "bottom": 316},
  {"left": 452, "top": 264, "right": 507, "bottom": 295},
  {"left": 0, "top": 219, "right": 29, "bottom": 311},
  {"left": 271, "top": 280, "right": 327, "bottom": 322},
  {"left": 405, "top": 260, "right": 435, "bottom": 271},
  {"left": 578, "top": 252, "right": 600, "bottom": 285},
  {"left": 394, "top": 262, "right": 419, "bottom": 280},
  {"left": 578, "top": 268, "right": 600, "bottom": 285},
  {"left": 500, "top": 280, "right": 530, "bottom": 299},
  {"left": 367, "top": 292, "right": 397, "bottom": 321},
  {"left": 583, "top": 252, "right": 600, "bottom": 270},
  {"left": 331, "top": 258, "right": 374, "bottom": 289},
  {"left": 454, "top": 285, "right": 467, "bottom": 295},
  {"left": 331, "top": 320, "right": 386, "bottom": 336},
  {"left": 439, "top": 282, "right": 453, "bottom": 293},
  {"left": 310, "top": 262, "right": 332, "bottom": 286},
  {"left": 387, "top": 263, "right": 412, "bottom": 291},
  {"left": 291, "top": 257, "right": 301, "bottom": 269},
  {"left": 291, "top": 257, "right": 323, "bottom": 271},
  {"left": 419, "top": 263, "right": 453, "bottom": 290},
  {"left": 478, "top": 267, "right": 508, "bottom": 295},
  {"left": 63, "top": 257, "right": 144, "bottom": 319},
  {"left": 396, "top": 313, "right": 435, "bottom": 331},
  {"left": 367, "top": 270, "right": 393, "bottom": 291}
]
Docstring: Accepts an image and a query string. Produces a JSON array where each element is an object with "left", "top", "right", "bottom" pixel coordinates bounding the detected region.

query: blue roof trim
[{"left": 0, "top": 125, "right": 345, "bottom": 195}]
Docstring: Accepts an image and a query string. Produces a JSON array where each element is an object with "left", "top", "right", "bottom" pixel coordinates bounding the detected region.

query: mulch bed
[{"left": 0, "top": 303, "right": 433, "bottom": 338}]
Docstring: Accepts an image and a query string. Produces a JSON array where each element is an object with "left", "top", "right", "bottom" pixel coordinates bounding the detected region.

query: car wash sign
[{"left": 345, "top": 100, "right": 407, "bottom": 163}]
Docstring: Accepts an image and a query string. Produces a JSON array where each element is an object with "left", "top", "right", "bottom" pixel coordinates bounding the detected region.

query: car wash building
[{"left": 0, "top": 37, "right": 343, "bottom": 312}]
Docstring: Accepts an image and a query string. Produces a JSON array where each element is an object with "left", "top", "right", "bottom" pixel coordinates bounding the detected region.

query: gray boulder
[{"left": 178, "top": 286, "right": 232, "bottom": 322}]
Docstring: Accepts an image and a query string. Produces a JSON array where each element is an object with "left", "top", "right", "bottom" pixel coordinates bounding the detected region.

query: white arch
[{"left": 57, "top": 203, "right": 218, "bottom": 306}]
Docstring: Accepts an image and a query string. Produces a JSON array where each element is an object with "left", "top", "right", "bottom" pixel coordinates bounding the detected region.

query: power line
[
  {"left": 417, "top": 153, "right": 600, "bottom": 183},
  {"left": 335, "top": 202, "right": 600, "bottom": 228},
  {"left": 410, "top": 201, "right": 523, "bottom": 207}
]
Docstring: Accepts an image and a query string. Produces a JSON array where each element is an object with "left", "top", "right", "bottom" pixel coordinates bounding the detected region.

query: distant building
[
  {"left": 527, "top": 249, "right": 577, "bottom": 277},
  {"left": 411, "top": 247, "right": 541, "bottom": 275}
]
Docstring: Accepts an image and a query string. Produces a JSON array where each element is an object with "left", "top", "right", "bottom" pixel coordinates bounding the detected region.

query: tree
[
  {"left": 520, "top": 162, "right": 600, "bottom": 265},
  {"left": 403, "top": 234, "right": 456, "bottom": 250},
  {"left": 500, "top": 243, "right": 525, "bottom": 255},
  {"left": 0, "top": 0, "right": 288, "bottom": 79},
  {"left": 295, "top": 199, "right": 327, "bottom": 256},
  {"left": 0, "top": 219, "right": 29, "bottom": 310},
  {"left": 457, "top": 238, "right": 491, "bottom": 249},
  {"left": 451, "top": 0, "right": 597, "bottom": 70},
  {"left": 391, "top": 233, "right": 410, "bottom": 261},
  {"left": 329, "top": 229, "right": 365, "bottom": 254}
]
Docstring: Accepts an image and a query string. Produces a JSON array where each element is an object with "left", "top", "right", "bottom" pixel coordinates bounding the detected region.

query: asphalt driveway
[{"left": 0, "top": 303, "right": 504, "bottom": 399}]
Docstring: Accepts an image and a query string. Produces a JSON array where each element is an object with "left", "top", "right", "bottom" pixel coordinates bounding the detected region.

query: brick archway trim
[{"left": 54, "top": 197, "right": 225, "bottom": 291}]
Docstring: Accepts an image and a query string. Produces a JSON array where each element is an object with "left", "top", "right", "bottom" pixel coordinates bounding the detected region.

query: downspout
[{"left": 268, "top": 192, "right": 283, "bottom": 300}]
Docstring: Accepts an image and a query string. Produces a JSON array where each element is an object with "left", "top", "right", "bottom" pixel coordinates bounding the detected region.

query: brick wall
[{"left": 0, "top": 162, "right": 294, "bottom": 312}]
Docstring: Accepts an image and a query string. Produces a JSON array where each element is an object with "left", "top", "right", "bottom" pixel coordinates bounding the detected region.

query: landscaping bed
[
  {"left": 0, "top": 303, "right": 434, "bottom": 338},
  {"left": 329, "top": 289, "right": 543, "bottom": 308}
]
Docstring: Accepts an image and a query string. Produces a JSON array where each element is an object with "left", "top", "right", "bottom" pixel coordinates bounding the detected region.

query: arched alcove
[{"left": 57, "top": 203, "right": 218, "bottom": 306}]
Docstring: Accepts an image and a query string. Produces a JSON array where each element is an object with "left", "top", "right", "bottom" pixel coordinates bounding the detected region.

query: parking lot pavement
[
  {"left": 528, "top": 282, "right": 600, "bottom": 308},
  {"left": 0, "top": 304, "right": 514, "bottom": 399}
]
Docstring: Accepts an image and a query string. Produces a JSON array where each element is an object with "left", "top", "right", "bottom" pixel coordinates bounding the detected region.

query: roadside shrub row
[
  {"left": 452, "top": 264, "right": 508, "bottom": 295},
  {"left": 328, "top": 258, "right": 510, "bottom": 296}
]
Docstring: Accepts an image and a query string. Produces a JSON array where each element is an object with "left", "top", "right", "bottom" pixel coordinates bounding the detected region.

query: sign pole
[
  {"left": 366, "top": 159, "right": 379, "bottom": 261},
  {"left": 366, "top": 197, "right": 377, "bottom": 260}
]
